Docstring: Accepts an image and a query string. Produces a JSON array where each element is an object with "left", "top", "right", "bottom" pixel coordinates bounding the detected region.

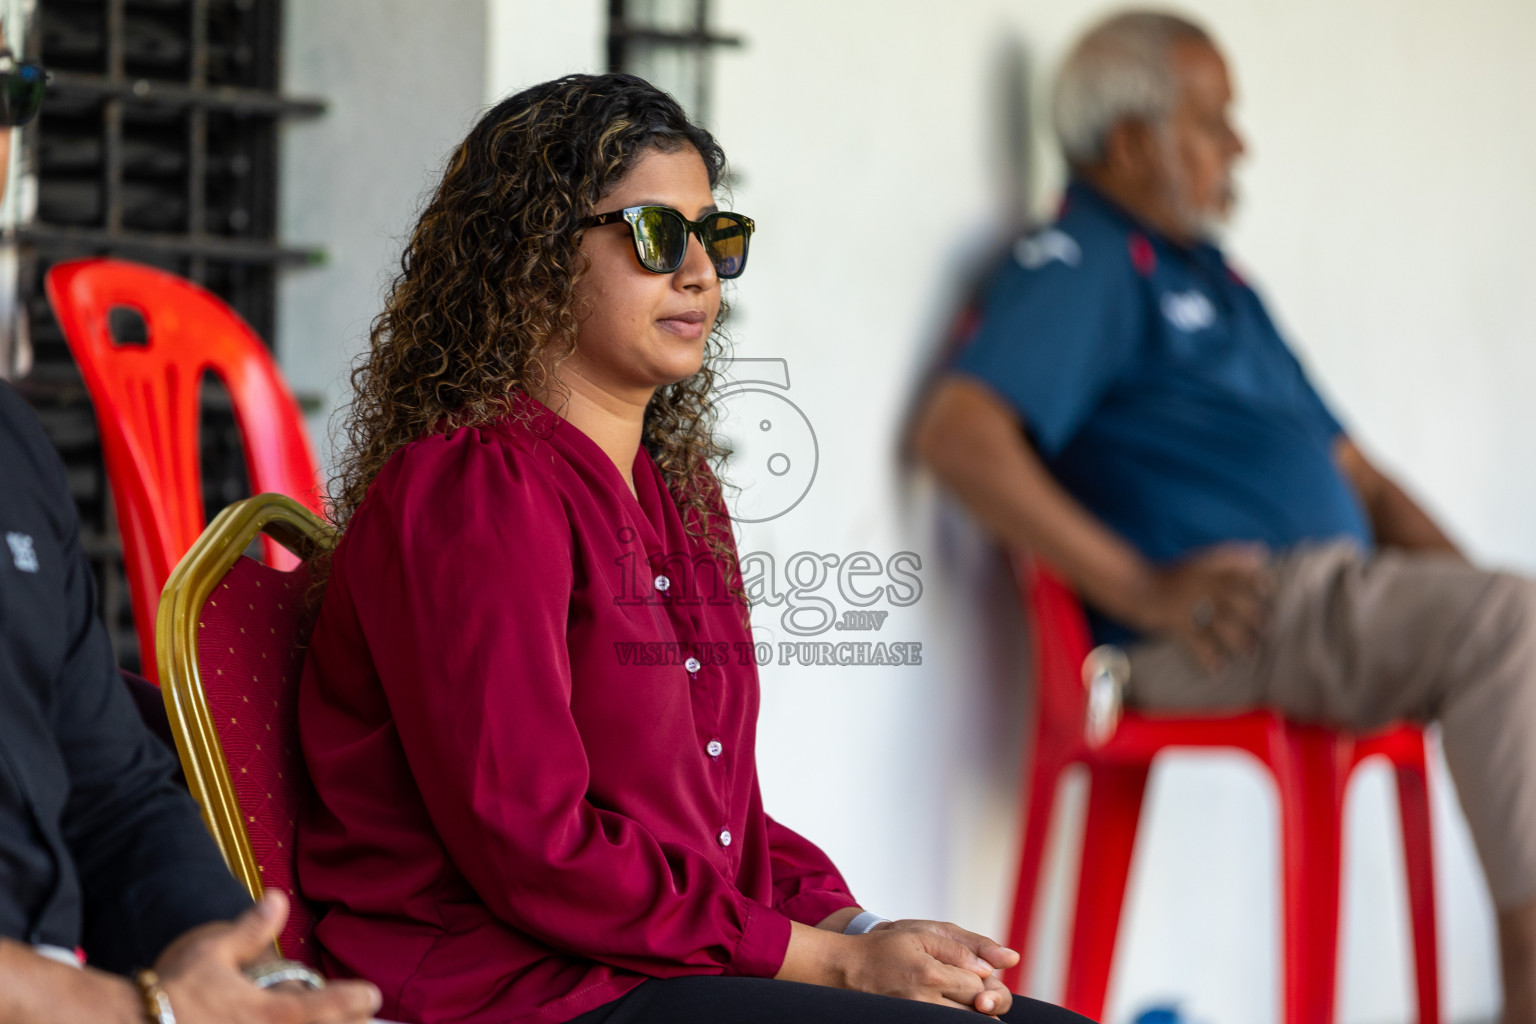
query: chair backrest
[
  {"left": 157, "top": 492, "right": 335, "bottom": 967},
  {"left": 46, "top": 257, "right": 322, "bottom": 680},
  {"left": 1012, "top": 554, "right": 1096, "bottom": 737}
]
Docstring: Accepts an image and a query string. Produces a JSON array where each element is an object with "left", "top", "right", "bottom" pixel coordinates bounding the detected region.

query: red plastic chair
[
  {"left": 46, "top": 258, "right": 322, "bottom": 681},
  {"left": 1005, "top": 556, "right": 1440, "bottom": 1024}
]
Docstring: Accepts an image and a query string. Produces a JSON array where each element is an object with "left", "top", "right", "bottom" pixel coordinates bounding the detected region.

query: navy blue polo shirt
[{"left": 952, "top": 181, "right": 1372, "bottom": 642}]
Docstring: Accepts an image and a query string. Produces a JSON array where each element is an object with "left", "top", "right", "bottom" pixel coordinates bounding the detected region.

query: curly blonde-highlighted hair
[{"left": 326, "top": 74, "right": 739, "bottom": 585}]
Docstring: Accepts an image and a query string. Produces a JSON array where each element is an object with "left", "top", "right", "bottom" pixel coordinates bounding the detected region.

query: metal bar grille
[
  {"left": 607, "top": 0, "right": 741, "bottom": 124},
  {"left": 10, "top": 0, "right": 326, "bottom": 674}
]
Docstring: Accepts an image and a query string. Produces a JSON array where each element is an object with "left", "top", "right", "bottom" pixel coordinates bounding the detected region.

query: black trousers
[{"left": 567, "top": 977, "right": 1095, "bottom": 1024}]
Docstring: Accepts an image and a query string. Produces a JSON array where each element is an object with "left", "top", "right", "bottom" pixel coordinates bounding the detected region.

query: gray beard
[
  {"left": 1184, "top": 202, "right": 1230, "bottom": 244},
  {"left": 1155, "top": 126, "right": 1235, "bottom": 244}
]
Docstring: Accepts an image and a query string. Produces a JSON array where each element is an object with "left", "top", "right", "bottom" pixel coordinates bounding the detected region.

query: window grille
[
  {"left": 606, "top": 0, "right": 740, "bottom": 124},
  {"left": 4, "top": 0, "right": 324, "bottom": 673}
]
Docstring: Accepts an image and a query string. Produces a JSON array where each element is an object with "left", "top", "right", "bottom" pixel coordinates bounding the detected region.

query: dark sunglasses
[
  {"left": 579, "top": 205, "right": 755, "bottom": 280},
  {"left": 0, "top": 52, "right": 50, "bottom": 127}
]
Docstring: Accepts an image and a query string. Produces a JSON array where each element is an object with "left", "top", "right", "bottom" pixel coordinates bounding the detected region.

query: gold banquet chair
[{"left": 156, "top": 493, "right": 335, "bottom": 967}]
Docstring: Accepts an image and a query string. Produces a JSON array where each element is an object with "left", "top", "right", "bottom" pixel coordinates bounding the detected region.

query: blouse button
[
  {"left": 684, "top": 657, "right": 702, "bottom": 674},
  {"left": 706, "top": 739, "right": 723, "bottom": 758},
  {"left": 717, "top": 829, "right": 732, "bottom": 847},
  {"left": 653, "top": 575, "right": 671, "bottom": 592}
]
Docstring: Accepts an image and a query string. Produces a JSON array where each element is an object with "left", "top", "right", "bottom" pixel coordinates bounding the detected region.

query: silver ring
[
  {"left": 1191, "top": 596, "right": 1214, "bottom": 629},
  {"left": 245, "top": 960, "right": 326, "bottom": 990}
]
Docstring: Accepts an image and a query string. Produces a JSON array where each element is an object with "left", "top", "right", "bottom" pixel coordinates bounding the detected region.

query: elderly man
[
  {"left": 913, "top": 10, "right": 1536, "bottom": 1019},
  {"left": 0, "top": 43, "right": 379, "bottom": 1024}
]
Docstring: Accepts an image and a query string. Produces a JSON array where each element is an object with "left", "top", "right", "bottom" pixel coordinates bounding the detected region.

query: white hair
[{"left": 1052, "top": 10, "right": 1213, "bottom": 168}]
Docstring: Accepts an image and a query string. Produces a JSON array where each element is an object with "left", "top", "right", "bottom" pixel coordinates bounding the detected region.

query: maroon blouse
[{"left": 296, "top": 397, "right": 855, "bottom": 1024}]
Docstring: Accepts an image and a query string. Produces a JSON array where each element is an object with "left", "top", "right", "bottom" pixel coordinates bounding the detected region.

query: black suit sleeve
[{"left": 10, "top": 389, "right": 252, "bottom": 972}]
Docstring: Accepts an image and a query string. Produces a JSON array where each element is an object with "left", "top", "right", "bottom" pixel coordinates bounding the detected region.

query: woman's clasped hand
[{"left": 779, "top": 917, "right": 1019, "bottom": 1016}]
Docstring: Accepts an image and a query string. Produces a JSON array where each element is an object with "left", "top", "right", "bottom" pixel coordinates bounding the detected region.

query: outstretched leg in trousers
[{"left": 1128, "top": 541, "right": 1536, "bottom": 1022}]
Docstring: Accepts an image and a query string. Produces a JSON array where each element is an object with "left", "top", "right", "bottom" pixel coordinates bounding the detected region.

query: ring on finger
[
  {"left": 1191, "top": 596, "right": 1215, "bottom": 629},
  {"left": 244, "top": 960, "right": 325, "bottom": 990}
]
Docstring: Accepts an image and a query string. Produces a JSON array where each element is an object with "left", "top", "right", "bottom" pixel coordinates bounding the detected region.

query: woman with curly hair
[{"left": 296, "top": 73, "right": 1087, "bottom": 1024}]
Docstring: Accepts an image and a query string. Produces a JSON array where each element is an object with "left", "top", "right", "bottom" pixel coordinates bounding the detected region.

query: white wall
[
  {"left": 485, "top": 0, "right": 604, "bottom": 99},
  {"left": 276, "top": 0, "right": 490, "bottom": 474},
  {"left": 277, "top": 2, "right": 1536, "bottom": 1021},
  {"left": 276, "top": 0, "right": 604, "bottom": 467}
]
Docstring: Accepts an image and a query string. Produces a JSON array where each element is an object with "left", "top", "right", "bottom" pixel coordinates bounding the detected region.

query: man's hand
[
  {"left": 1126, "top": 543, "right": 1274, "bottom": 673},
  {"left": 155, "top": 891, "right": 380, "bottom": 1024},
  {"left": 871, "top": 919, "right": 1017, "bottom": 1016}
]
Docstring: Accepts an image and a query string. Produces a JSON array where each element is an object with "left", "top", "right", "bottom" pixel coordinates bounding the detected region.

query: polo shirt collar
[{"left": 1064, "top": 178, "right": 1228, "bottom": 269}]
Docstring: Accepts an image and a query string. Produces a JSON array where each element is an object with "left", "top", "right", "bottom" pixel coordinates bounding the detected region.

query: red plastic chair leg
[
  {"left": 1394, "top": 753, "right": 1442, "bottom": 1024},
  {"left": 1063, "top": 762, "right": 1150, "bottom": 1020},
  {"left": 1005, "top": 746, "right": 1069, "bottom": 991},
  {"left": 1277, "top": 727, "right": 1346, "bottom": 1024}
]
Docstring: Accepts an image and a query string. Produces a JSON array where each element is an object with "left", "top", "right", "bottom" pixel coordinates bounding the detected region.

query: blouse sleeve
[
  {"left": 764, "top": 813, "right": 859, "bottom": 926},
  {"left": 344, "top": 431, "right": 792, "bottom": 978}
]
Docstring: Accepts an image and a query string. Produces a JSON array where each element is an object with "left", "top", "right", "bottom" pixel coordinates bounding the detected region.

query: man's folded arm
[
  {"left": 49, "top": 459, "right": 249, "bottom": 972},
  {"left": 1333, "top": 437, "right": 1461, "bottom": 557},
  {"left": 913, "top": 373, "right": 1156, "bottom": 626}
]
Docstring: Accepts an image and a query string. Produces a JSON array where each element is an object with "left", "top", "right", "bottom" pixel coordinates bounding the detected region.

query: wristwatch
[{"left": 843, "top": 910, "right": 890, "bottom": 935}]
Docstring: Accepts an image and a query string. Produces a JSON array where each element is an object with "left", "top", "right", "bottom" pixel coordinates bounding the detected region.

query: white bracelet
[
  {"left": 134, "top": 969, "right": 177, "bottom": 1024},
  {"left": 843, "top": 910, "right": 889, "bottom": 935}
]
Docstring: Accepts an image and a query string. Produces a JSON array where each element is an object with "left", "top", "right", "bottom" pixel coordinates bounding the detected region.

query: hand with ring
[
  {"left": 1190, "top": 596, "right": 1215, "bottom": 629},
  {"left": 1132, "top": 543, "right": 1274, "bottom": 674}
]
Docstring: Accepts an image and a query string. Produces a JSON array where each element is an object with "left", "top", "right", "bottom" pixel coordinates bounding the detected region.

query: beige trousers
[{"left": 1126, "top": 540, "right": 1536, "bottom": 909}]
